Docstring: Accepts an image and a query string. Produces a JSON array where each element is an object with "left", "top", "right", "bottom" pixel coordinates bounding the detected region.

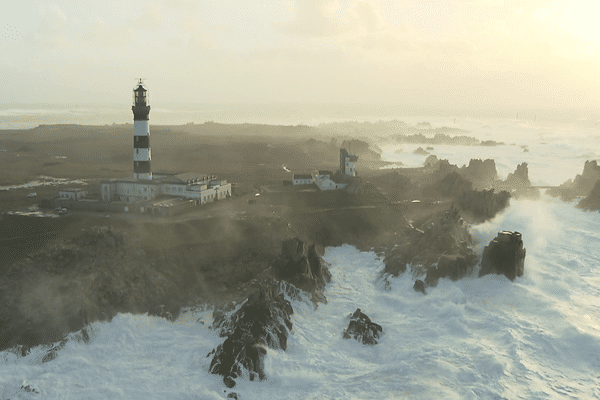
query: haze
[{"left": 2, "top": 0, "right": 600, "bottom": 110}]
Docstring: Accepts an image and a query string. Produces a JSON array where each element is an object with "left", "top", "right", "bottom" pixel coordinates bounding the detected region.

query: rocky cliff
[
  {"left": 548, "top": 160, "right": 600, "bottom": 201},
  {"left": 208, "top": 238, "right": 331, "bottom": 387},
  {"left": 457, "top": 189, "right": 510, "bottom": 222},
  {"left": 460, "top": 159, "right": 498, "bottom": 189},
  {"left": 577, "top": 179, "right": 600, "bottom": 211},
  {"left": 479, "top": 231, "right": 526, "bottom": 281},
  {"left": 383, "top": 206, "right": 477, "bottom": 286}
]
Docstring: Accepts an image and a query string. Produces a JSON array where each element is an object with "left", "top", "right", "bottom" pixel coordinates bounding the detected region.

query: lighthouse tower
[{"left": 132, "top": 79, "right": 152, "bottom": 180}]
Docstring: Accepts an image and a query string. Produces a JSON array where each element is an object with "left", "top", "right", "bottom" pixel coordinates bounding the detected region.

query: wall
[{"left": 293, "top": 178, "right": 314, "bottom": 185}]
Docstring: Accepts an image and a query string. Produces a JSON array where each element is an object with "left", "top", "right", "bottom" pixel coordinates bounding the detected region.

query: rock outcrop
[
  {"left": 413, "top": 147, "right": 430, "bottom": 156},
  {"left": 479, "top": 231, "right": 526, "bottom": 281},
  {"left": 578, "top": 180, "right": 600, "bottom": 211},
  {"left": 428, "top": 171, "right": 473, "bottom": 198},
  {"left": 548, "top": 160, "right": 600, "bottom": 201},
  {"left": 413, "top": 279, "right": 426, "bottom": 294},
  {"left": 500, "top": 162, "right": 540, "bottom": 200},
  {"left": 383, "top": 206, "right": 477, "bottom": 286},
  {"left": 209, "top": 238, "right": 330, "bottom": 387},
  {"left": 425, "top": 251, "right": 478, "bottom": 286},
  {"left": 460, "top": 159, "right": 498, "bottom": 188},
  {"left": 504, "top": 162, "right": 531, "bottom": 189},
  {"left": 271, "top": 238, "right": 332, "bottom": 304},
  {"left": 423, "top": 154, "right": 439, "bottom": 168},
  {"left": 209, "top": 278, "right": 293, "bottom": 387},
  {"left": 342, "top": 308, "right": 383, "bottom": 345},
  {"left": 457, "top": 189, "right": 510, "bottom": 222}
]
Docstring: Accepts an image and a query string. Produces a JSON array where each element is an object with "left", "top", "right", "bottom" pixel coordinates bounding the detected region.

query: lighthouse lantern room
[{"left": 132, "top": 79, "right": 152, "bottom": 180}]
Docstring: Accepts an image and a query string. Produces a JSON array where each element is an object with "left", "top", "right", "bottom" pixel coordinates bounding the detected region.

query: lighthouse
[{"left": 132, "top": 79, "right": 152, "bottom": 180}]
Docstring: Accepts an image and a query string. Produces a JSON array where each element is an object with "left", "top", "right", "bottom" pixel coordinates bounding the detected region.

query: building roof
[
  {"left": 100, "top": 178, "right": 161, "bottom": 185},
  {"left": 293, "top": 174, "right": 314, "bottom": 180},
  {"left": 153, "top": 172, "right": 213, "bottom": 184},
  {"left": 59, "top": 188, "right": 87, "bottom": 192},
  {"left": 318, "top": 170, "right": 333, "bottom": 176},
  {"left": 340, "top": 148, "right": 358, "bottom": 161}
]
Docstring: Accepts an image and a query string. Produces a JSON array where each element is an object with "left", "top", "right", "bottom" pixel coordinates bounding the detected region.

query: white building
[
  {"left": 100, "top": 172, "right": 231, "bottom": 206},
  {"left": 292, "top": 174, "right": 314, "bottom": 185},
  {"left": 58, "top": 188, "right": 87, "bottom": 200},
  {"left": 97, "top": 80, "right": 231, "bottom": 213},
  {"left": 314, "top": 175, "right": 346, "bottom": 191}
]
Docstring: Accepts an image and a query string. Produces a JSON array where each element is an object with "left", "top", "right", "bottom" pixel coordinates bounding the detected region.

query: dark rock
[
  {"left": 227, "top": 393, "right": 239, "bottom": 399},
  {"left": 272, "top": 238, "right": 331, "bottom": 304},
  {"left": 209, "top": 278, "right": 293, "bottom": 384},
  {"left": 460, "top": 159, "right": 498, "bottom": 187},
  {"left": 383, "top": 252, "right": 408, "bottom": 276},
  {"left": 383, "top": 205, "right": 477, "bottom": 284},
  {"left": 425, "top": 251, "right": 477, "bottom": 286},
  {"left": 500, "top": 162, "right": 540, "bottom": 200},
  {"left": 413, "top": 147, "right": 429, "bottom": 156},
  {"left": 423, "top": 154, "right": 439, "bottom": 168},
  {"left": 42, "top": 338, "right": 67, "bottom": 363},
  {"left": 578, "top": 179, "right": 600, "bottom": 211},
  {"left": 413, "top": 279, "right": 426, "bottom": 294},
  {"left": 342, "top": 308, "right": 383, "bottom": 345},
  {"left": 223, "top": 376, "right": 236, "bottom": 388},
  {"left": 479, "top": 231, "right": 526, "bottom": 281},
  {"left": 20, "top": 385, "right": 39, "bottom": 394},
  {"left": 548, "top": 160, "right": 600, "bottom": 201},
  {"left": 505, "top": 162, "right": 531, "bottom": 189},
  {"left": 428, "top": 171, "right": 473, "bottom": 198},
  {"left": 457, "top": 189, "right": 510, "bottom": 222}
]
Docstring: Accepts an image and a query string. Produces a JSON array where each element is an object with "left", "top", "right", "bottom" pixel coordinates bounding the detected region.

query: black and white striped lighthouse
[{"left": 132, "top": 79, "right": 152, "bottom": 180}]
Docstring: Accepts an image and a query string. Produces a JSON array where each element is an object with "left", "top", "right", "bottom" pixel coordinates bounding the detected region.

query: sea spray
[{"left": 1, "top": 198, "right": 600, "bottom": 399}]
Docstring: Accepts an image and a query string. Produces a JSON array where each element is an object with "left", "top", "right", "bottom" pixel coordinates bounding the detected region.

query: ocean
[{"left": 1, "top": 114, "right": 600, "bottom": 399}]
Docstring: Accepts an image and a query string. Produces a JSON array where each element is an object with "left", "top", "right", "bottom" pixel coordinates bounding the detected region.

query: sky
[{"left": 2, "top": 0, "right": 600, "bottom": 109}]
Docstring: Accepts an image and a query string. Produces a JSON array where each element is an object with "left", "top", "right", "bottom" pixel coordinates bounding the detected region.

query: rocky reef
[
  {"left": 208, "top": 237, "right": 331, "bottom": 387},
  {"left": 270, "top": 238, "right": 332, "bottom": 304},
  {"left": 342, "top": 308, "right": 383, "bottom": 345},
  {"left": 504, "top": 162, "right": 531, "bottom": 189},
  {"left": 479, "top": 231, "right": 526, "bottom": 281},
  {"left": 209, "top": 277, "right": 293, "bottom": 387},
  {"left": 578, "top": 180, "right": 600, "bottom": 211},
  {"left": 460, "top": 159, "right": 498, "bottom": 188},
  {"left": 499, "top": 162, "right": 540, "bottom": 200},
  {"left": 548, "top": 160, "right": 600, "bottom": 201},
  {"left": 423, "top": 168, "right": 511, "bottom": 223},
  {"left": 457, "top": 189, "right": 511, "bottom": 222},
  {"left": 413, "top": 279, "right": 426, "bottom": 294},
  {"left": 383, "top": 206, "right": 477, "bottom": 286},
  {"left": 413, "top": 147, "right": 430, "bottom": 156}
]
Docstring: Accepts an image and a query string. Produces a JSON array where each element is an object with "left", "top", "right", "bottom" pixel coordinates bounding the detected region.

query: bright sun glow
[{"left": 562, "top": 3, "right": 600, "bottom": 43}]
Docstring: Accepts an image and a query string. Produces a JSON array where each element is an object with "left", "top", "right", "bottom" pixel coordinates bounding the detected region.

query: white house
[
  {"left": 314, "top": 175, "right": 347, "bottom": 191},
  {"left": 58, "top": 188, "right": 87, "bottom": 200},
  {"left": 292, "top": 174, "right": 314, "bottom": 185},
  {"left": 100, "top": 171, "right": 231, "bottom": 207}
]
